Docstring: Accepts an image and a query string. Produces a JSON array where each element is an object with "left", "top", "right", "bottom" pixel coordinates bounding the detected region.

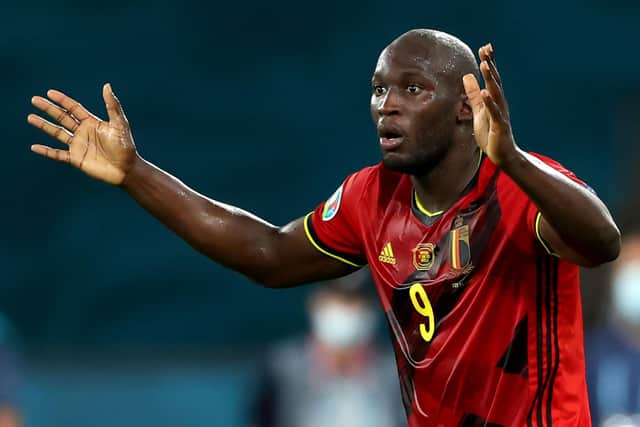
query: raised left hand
[
  {"left": 463, "top": 44, "right": 519, "bottom": 167},
  {"left": 28, "top": 84, "right": 137, "bottom": 186}
]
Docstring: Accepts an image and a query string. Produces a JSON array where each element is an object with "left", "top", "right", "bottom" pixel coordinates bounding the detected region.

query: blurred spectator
[
  {"left": 251, "top": 269, "right": 404, "bottom": 427},
  {"left": 586, "top": 229, "right": 640, "bottom": 426},
  {"left": 0, "top": 314, "right": 21, "bottom": 427}
]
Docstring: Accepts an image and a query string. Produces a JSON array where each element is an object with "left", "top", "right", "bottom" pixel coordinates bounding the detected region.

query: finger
[
  {"left": 31, "top": 144, "right": 71, "bottom": 164},
  {"left": 479, "top": 45, "right": 492, "bottom": 66},
  {"left": 486, "top": 44, "right": 502, "bottom": 87},
  {"left": 31, "top": 96, "right": 81, "bottom": 133},
  {"left": 46, "top": 89, "right": 96, "bottom": 121},
  {"left": 481, "top": 89, "right": 507, "bottom": 130},
  {"left": 478, "top": 46, "right": 487, "bottom": 61},
  {"left": 27, "top": 114, "right": 73, "bottom": 145},
  {"left": 478, "top": 44, "right": 501, "bottom": 88},
  {"left": 102, "top": 83, "right": 128, "bottom": 124},
  {"left": 462, "top": 74, "right": 484, "bottom": 115},
  {"left": 486, "top": 57, "right": 502, "bottom": 88},
  {"left": 480, "top": 61, "right": 507, "bottom": 111}
]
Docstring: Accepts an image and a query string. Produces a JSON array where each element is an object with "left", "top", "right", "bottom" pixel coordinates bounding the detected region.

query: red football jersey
[{"left": 305, "top": 154, "right": 592, "bottom": 427}]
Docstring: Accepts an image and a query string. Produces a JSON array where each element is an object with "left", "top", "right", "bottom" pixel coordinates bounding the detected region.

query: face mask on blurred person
[
  {"left": 312, "top": 303, "right": 376, "bottom": 349},
  {"left": 612, "top": 262, "right": 640, "bottom": 325}
]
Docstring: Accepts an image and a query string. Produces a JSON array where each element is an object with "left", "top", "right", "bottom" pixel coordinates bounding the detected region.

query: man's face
[{"left": 370, "top": 42, "right": 461, "bottom": 175}]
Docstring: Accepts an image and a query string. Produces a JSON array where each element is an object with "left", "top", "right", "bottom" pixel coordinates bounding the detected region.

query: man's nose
[{"left": 378, "top": 90, "right": 400, "bottom": 116}]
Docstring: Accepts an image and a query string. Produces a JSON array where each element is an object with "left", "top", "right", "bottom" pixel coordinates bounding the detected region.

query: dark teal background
[
  {"left": 2, "top": 2, "right": 639, "bottom": 426},
  {"left": 3, "top": 0, "right": 639, "bottom": 354}
]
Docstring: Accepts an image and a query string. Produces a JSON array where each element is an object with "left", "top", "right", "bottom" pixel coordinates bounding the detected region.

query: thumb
[
  {"left": 102, "top": 83, "right": 128, "bottom": 124},
  {"left": 462, "top": 74, "right": 484, "bottom": 116}
]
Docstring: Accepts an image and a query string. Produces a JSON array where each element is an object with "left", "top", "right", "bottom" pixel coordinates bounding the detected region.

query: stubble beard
[{"left": 382, "top": 138, "right": 450, "bottom": 177}]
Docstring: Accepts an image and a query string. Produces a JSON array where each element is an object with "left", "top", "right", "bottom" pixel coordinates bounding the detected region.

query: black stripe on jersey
[
  {"left": 546, "top": 258, "right": 560, "bottom": 426},
  {"left": 496, "top": 316, "right": 528, "bottom": 377},
  {"left": 303, "top": 213, "right": 367, "bottom": 267},
  {"left": 527, "top": 258, "right": 544, "bottom": 427},
  {"left": 527, "top": 257, "right": 557, "bottom": 427},
  {"left": 541, "top": 257, "right": 553, "bottom": 427}
]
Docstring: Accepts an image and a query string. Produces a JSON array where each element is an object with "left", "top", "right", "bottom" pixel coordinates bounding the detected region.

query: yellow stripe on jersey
[
  {"left": 303, "top": 213, "right": 365, "bottom": 267},
  {"left": 414, "top": 192, "right": 444, "bottom": 217},
  {"left": 535, "top": 212, "right": 559, "bottom": 257}
]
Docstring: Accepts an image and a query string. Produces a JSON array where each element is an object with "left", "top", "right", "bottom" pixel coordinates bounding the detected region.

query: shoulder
[
  {"left": 340, "top": 163, "right": 405, "bottom": 204},
  {"left": 347, "top": 162, "right": 406, "bottom": 193},
  {"left": 495, "top": 151, "right": 588, "bottom": 192},
  {"left": 346, "top": 163, "right": 389, "bottom": 187},
  {"left": 527, "top": 152, "right": 579, "bottom": 175},
  {"left": 526, "top": 152, "right": 569, "bottom": 167},
  {"left": 486, "top": 151, "right": 573, "bottom": 175},
  {"left": 489, "top": 151, "right": 578, "bottom": 186}
]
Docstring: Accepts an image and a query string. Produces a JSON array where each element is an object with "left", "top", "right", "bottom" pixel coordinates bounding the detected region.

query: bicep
[
  {"left": 538, "top": 214, "right": 594, "bottom": 266},
  {"left": 264, "top": 216, "right": 360, "bottom": 288}
]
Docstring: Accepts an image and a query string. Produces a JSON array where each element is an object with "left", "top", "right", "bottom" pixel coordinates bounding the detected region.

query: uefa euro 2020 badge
[{"left": 322, "top": 184, "right": 343, "bottom": 221}]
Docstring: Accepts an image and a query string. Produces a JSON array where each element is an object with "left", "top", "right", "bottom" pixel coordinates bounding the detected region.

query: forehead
[{"left": 373, "top": 42, "right": 440, "bottom": 79}]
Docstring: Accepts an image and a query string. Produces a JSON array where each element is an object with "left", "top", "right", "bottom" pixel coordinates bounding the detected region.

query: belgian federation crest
[
  {"left": 322, "top": 184, "right": 343, "bottom": 221},
  {"left": 450, "top": 224, "right": 471, "bottom": 270},
  {"left": 412, "top": 243, "right": 435, "bottom": 271}
]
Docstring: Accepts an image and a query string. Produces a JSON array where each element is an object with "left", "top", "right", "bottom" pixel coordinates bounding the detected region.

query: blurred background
[{"left": 2, "top": 0, "right": 639, "bottom": 425}]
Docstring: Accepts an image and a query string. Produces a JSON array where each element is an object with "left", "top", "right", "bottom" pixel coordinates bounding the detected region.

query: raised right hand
[{"left": 28, "top": 83, "right": 137, "bottom": 186}]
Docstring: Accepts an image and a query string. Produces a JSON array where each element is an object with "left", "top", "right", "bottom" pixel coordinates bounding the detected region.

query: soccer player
[{"left": 28, "top": 29, "right": 620, "bottom": 426}]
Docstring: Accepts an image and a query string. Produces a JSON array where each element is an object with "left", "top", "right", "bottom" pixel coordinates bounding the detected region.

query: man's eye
[
  {"left": 407, "top": 84, "right": 422, "bottom": 94},
  {"left": 374, "top": 86, "right": 386, "bottom": 95}
]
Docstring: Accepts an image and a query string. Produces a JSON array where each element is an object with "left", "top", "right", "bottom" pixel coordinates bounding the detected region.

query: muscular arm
[
  {"left": 122, "top": 157, "right": 354, "bottom": 287},
  {"left": 501, "top": 150, "right": 620, "bottom": 267},
  {"left": 28, "top": 84, "right": 354, "bottom": 288}
]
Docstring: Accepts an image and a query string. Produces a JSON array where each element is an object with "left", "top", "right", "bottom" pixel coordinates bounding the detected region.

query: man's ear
[{"left": 457, "top": 95, "right": 474, "bottom": 123}]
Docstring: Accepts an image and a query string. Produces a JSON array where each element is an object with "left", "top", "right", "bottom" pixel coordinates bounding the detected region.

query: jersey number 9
[{"left": 409, "top": 283, "right": 435, "bottom": 342}]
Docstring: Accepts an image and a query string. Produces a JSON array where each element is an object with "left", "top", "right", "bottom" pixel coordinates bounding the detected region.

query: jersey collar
[{"left": 411, "top": 152, "right": 485, "bottom": 227}]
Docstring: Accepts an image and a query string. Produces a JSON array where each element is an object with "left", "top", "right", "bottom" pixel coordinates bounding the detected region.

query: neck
[{"left": 411, "top": 139, "right": 481, "bottom": 214}]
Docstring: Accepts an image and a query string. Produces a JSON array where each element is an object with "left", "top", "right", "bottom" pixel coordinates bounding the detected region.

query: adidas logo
[{"left": 378, "top": 242, "right": 396, "bottom": 265}]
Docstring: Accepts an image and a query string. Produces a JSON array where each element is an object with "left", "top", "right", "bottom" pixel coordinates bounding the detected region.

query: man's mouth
[{"left": 379, "top": 131, "right": 404, "bottom": 151}]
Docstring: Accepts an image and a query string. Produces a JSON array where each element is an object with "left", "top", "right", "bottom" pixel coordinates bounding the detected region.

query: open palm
[
  {"left": 463, "top": 44, "right": 516, "bottom": 167},
  {"left": 28, "top": 83, "right": 137, "bottom": 186}
]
